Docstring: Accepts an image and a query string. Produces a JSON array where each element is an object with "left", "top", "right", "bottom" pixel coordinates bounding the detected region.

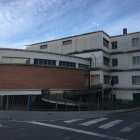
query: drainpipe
[{"left": 88, "top": 58, "right": 92, "bottom": 88}]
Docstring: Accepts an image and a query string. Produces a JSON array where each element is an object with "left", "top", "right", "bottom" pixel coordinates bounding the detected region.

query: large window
[
  {"left": 40, "top": 45, "right": 47, "bottom": 49},
  {"left": 132, "top": 38, "right": 139, "bottom": 47},
  {"left": 34, "top": 59, "right": 56, "bottom": 66},
  {"left": 59, "top": 61, "right": 76, "bottom": 68},
  {"left": 133, "top": 56, "right": 140, "bottom": 65},
  {"left": 103, "top": 38, "right": 109, "bottom": 48},
  {"left": 104, "top": 75, "right": 110, "bottom": 84},
  {"left": 111, "top": 41, "right": 117, "bottom": 49},
  {"left": 63, "top": 40, "right": 72, "bottom": 45},
  {"left": 78, "top": 64, "right": 89, "bottom": 70},
  {"left": 112, "top": 76, "right": 118, "bottom": 84},
  {"left": 132, "top": 76, "right": 140, "bottom": 84},
  {"left": 112, "top": 58, "right": 118, "bottom": 67},
  {"left": 3, "top": 57, "right": 30, "bottom": 64},
  {"left": 104, "top": 57, "right": 110, "bottom": 66}
]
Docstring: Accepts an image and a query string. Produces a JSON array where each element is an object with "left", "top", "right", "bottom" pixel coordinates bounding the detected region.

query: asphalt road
[{"left": 0, "top": 111, "right": 140, "bottom": 140}]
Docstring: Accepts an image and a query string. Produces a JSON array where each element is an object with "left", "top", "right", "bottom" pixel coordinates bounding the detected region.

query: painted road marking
[
  {"left": 99, "top": 120, "right": 123, "bottom": 129},
  {"left": 80, "top": 118, "right": 108, "bottom": 126},
  {"left": 28, "top": 121, "right": 127, "bottom": 140},
  {"left": 64, "top": 119, "right": 83, "bottom": 123},
  {"left": 120, "top": 122, "right": 140, "bottom": 132}
]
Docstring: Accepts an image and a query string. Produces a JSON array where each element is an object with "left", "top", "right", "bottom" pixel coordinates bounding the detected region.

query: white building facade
[{"left": 26, "top": 29, "right": 140, "bottom": 100}]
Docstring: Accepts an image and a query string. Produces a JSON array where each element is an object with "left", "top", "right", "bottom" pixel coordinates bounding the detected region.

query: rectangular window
[
  {"left": 132, "top": 38, "right": 139, "bottom": 47},
  {"left": 104, "top": 57, "right": 110, "bottom": 66},
  {"left": 112, "top": 58, "right": 118, "bottom": 67},
  {"left": 104, "top": 75, "right": 110, "bottom": 84},
  {"left": 103, "top": 38, "right": 109, "bottom": 48},
  {"left": 63, "top": 40, "right": 72, "bottom": 45},
  {"left": 3, "top": 57, "right": 30, "bottom": 64},
  {"left": 133, "top": 56, "right": 140, "bottom": 65},
  {"left": 132, "top": 76, "right": 140, "bottom": 84},
  {"left": 78, "top": 64, "right": 89, "bottom": 70},
  {"left": 34, "top": 59, "right": 56, "bottom": 66},
  {"left": 40, "top": 45, "right": 47, "bottom": 49},
  {"left": 59, "top": 61, "right": 76, "bottom": 68},
  {"left": 112, "top": 76, "right": 118, "bottom": 84},
  {"left": 111, "top": 41, "right": 117, "bottom": 49}
]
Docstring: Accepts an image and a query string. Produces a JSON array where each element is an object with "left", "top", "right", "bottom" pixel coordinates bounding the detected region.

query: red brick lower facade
[{"left": 0, "top": 65, "right": 89, "bottom": 89}]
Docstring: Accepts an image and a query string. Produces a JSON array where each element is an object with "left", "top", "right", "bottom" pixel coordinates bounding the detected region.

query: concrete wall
[
  {"left": 0, "top": 49, "right": 90, "bottom": 68},
  {"left": 26, "top": 31, "right": 105, "bottom": 54},
  {"left": 110, "top": 32, "right": 140, "bottom": 53}
]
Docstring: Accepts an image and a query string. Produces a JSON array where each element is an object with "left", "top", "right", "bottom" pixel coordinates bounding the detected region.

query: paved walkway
[{"left": 0, "top": 107, "right": 140, "bottom": 121}]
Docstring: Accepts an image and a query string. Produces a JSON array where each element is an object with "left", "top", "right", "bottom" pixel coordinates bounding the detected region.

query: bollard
[
  {"left": 79, "top": 97, "right": 81, "bottom": 111},
  {"left": 98, "top": 97, "right": 99, "bottom": 110},
  {"left": 55, "top": 94, "right": 58, "bottom": 111}
]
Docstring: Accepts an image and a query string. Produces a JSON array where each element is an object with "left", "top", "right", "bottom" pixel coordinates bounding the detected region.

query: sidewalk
[{"left": 0, "top": 107, "right": 140, "bottom": 121}]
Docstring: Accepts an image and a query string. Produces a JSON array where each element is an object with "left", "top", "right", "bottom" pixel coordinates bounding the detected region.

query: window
[
  {"left": 112, "top": 58, "right": 118, "bottom": 66},
  {"left": 104, "top": 75, "right": 110, "bottom": 84},
  {"left": 34, "top": 59, "right": 56, "bottom": 66},
  {"left": 78, "top": 64, "right": 89, "bottom": 70},
  {"left": 132, "top": 76, "right": 140, "bottom": 84},
  {"left": 3, "top": 57, "right": 30, "bottom": 64},
  {"left": 63, "top": 40, "right": 72, "bottom": 45},
  {"left": 103, "top": 38, "right": 109, "bottom": 48},
  {"left": 112, "top": 76, "right": 118, "bottom": 84},
  {"left": 104, "top": 57, "right": 110, "bottom": 66},
  {"left": 111, "top": 41, "right": 117, "bottom": 49},
  {"left": 40, "top": 45, "right": 47, "bottom": 49},
  {"left": 59, "top": 61, "right": 76, "bottom": 68},
  {"left": 133, "top": 56, "right": 140, "bottom": 65},
  {"left": 132, "top": 38, "right": 139, "bottom": 47}
]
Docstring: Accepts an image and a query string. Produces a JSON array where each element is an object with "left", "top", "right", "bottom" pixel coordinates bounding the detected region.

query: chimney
[{"left": 123, "top": 28, "right": 127, "bottom": 34}]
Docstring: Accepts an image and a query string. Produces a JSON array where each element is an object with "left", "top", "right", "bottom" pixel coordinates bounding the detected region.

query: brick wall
[{"left": 0, "top": 65, "right": 89, "bottom": 89}]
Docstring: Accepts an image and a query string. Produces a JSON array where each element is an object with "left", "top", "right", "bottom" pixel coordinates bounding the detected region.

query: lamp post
[{"left": 92, "top": 54, "right": 97, "bottom": 68}]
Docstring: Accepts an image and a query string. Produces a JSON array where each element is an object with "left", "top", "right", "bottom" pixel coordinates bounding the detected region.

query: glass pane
[
  {"left": 34, "top": 59, "right": 38, "bottom": 65},
  {"left": 52, "top": 61, "right": 56, "bottom": 66},
  {"left": 59, "top": 61, "right": 62, "bottom": 66},
  {"left": 3, "top": 58, "right": 9, "bottom": 63},
  {"left": 66, "top": 62, "right": 69, "bottom": 67},
  {"left": 136, "top": 38, "right": 139, "bottom": 46},
  {"left": 39, "top": 59, "right": 42, "bottom": 65},
  {"left": 44, "top": 60, "right": 47, "bottom": 65},
  {"left": 133, "top": 57, "right": 136, "bottom": 65},
  {"left": 48, "top": 60, "right": 51, "bottom": 65}
]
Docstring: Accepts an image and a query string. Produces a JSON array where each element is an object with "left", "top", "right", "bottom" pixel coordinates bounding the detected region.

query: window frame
[
  {"left": 2, "top": 57, "right": 30, "bottom": 65},
  {"left": 104, "top": 75, "right": 110, "bottom": 84},
  {"left": 63, "top": 40, "right": 72, "bottom": 46},
  {"left": 132, "top": 76, "right": 140, "bottom": 85},
  {"left": 132, "top": 38, "right": 139, "bottom": 47},
  {"left": 112, "top": 58, "right": 118, "bottom": 67},
  {"left": 103, "top": 38, "right": 109, "bottom": 48},
  {"left": 34, "top": 58, "right": 56, "bottom": 66},
  {"left": 78, "top": 63, "right": 89, "bottom": 70},
  {"left": 104, "top": 56, "right": 110, "bottom": 66},
  {"left": 59, "top": 61, "right": 76, "bottom": 68},
  {"left": 111, "top": 76, "right": 118, "bottom": 84},
  {"left": 133, "top": 56, "right": 140, "bottom": 65},
  {"left": 40, "top": 45, "right": 48, "bottom": 49},
  {"left": 111, "top": 41, "right": 117, "bottom": 50}
]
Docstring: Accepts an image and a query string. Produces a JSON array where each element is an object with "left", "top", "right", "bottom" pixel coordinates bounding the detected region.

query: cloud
[{"left": 0, "top": 0, "right": 140, "bottom": 49}]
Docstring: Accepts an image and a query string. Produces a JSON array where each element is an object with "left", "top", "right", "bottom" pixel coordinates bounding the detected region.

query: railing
[{"left": 63, "top": 83, "right": 103, "bottom": 98}]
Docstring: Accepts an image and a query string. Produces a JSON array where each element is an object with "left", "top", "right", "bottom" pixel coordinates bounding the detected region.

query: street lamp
[{"left": 92, "top": 54, "right": 97, "bottom": 68}]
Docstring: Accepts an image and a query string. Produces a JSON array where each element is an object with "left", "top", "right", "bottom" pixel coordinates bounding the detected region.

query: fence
[{"left": 0, "top": 92, "right": 140, "bottom": 111}]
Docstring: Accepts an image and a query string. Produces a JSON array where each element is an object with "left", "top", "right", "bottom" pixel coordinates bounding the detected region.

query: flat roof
[
  {"left": 0, "top": 48, "right": 90, "bottom": 61},
  {"left": 26, "top": 30, "right": 110, "bottom": 46},
  {"left": 26, "top": 30, "right": 140, "bottom": 46}
]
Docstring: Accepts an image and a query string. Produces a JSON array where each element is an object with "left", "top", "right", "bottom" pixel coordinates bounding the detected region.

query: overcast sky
[{"left": 0, "top": 0, "right": 140, "bottom": 49}]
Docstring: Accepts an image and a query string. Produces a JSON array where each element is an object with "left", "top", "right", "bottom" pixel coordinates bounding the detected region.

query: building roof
[
  {"left": 0, "top": 48, "right": 90, "bottom": 61},
  {"left": 25, "top": 30, "right": 140, "bottom": 46}
]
